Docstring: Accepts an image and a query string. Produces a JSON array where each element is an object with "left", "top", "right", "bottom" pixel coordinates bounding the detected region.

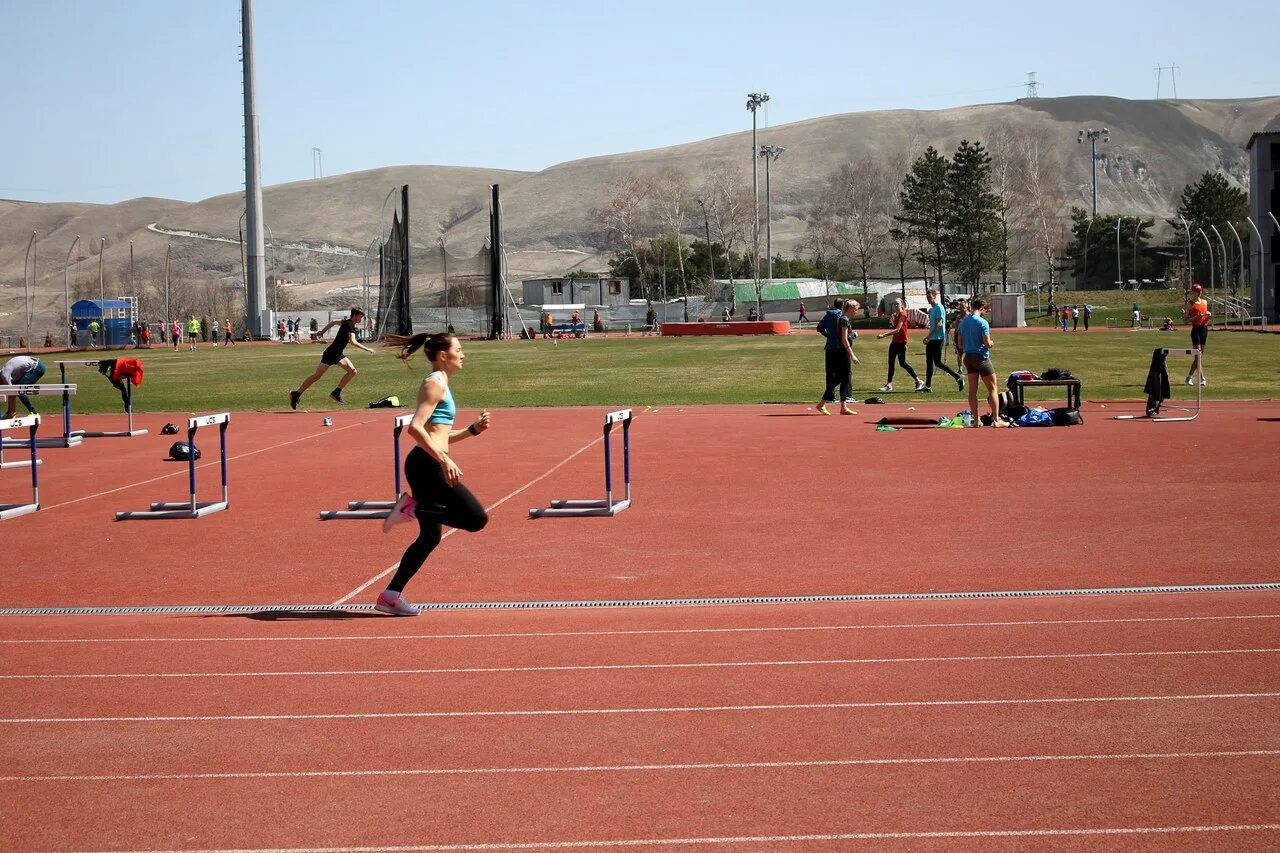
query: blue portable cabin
[{"left": 71, "top": 299, "right": 133, "bottom": 346}]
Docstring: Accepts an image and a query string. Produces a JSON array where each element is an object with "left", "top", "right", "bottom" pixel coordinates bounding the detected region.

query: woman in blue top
[{"left": 375, "top": 332, "right": 491, "bottom": 615}]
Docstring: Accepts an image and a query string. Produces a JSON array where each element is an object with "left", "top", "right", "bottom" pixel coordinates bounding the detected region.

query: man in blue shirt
[
  {"left": 958, "top": 299, "right": 1003, "bottom": 427},
  {"left": 817, "top": 300, "right": 860, "bottom": 415},
  {"left": 923, "top": 289, "right": 963, "bottom": 393}
]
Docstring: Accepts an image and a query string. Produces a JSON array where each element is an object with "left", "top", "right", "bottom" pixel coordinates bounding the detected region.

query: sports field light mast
[
  {"left": 746, "top": 92, "right": 769, "bottom": 312},
  {"left": 696, "top": 198, "right": 715, "bottom": 294},
  {"left": 240, "top": 0, "right": 267, "bottom": 337},
  {"left": 1077, "top": 127, "right": 1109, "bottom": 217},
  {"left": 1114, "top": 216, "right": 1123, "bottom": 287},
  {"left": 97, "top": 237, "right": 106, "bottom": 337},
  {"left": 164, "top": 243, "right": 171, "bottom": 332},
  {"left": 759, "top": 144, "right": 785, "bottom": 281},
  {"left": 22, "top": 232, "right": 36, "bottom": 349},
  {"left": 64, "top": 235, "right": 80, "bottom": 345}
]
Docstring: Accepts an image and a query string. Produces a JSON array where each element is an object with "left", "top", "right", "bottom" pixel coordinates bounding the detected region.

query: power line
[
  {"left": 1025, "top": 72, "right": 1039, "bottom": 99},
  {"left": 311, "top": 147, "right": 323, "bottom": 179},
  {"left": 1154, "top": 64, "right": 1179, "bottom": 100}
]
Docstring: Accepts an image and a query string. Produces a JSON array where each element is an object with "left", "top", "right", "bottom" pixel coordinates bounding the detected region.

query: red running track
[{"left": 1, "top": 591, "right": 1279, "bottom": 851}]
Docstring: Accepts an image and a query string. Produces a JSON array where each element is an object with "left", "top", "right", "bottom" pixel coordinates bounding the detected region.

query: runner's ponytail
[{"left": 383, "top": 332, "right": 456, "bottom": 368}]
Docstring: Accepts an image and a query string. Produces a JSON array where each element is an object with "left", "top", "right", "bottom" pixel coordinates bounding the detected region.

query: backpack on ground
[
  {"left": 168, "top": 441, "right": 201, "bottom": 461},
  {"left": 1049, "top": 407, "right": 1084, "bottom": 426}
]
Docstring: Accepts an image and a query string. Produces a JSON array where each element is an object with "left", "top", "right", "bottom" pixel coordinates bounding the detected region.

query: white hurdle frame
[
  {"left": 530, "top": 408, "right": 632, "bottom": 518},
  {"left": 320, "top": 413, "right": 414, "bottom": 520},
  {"left": 0, "top": 385, "right": 82, "bottom": 449},
  {"left": 0, "top": 415, "right": 41, "bottom": 519},
  {"left": 115, "top": 412, "right": 231, "bottom": 520},
  {"left": 1115, "top": 348, "right": 1202, "bottom": 422},
  {"left": 57, "top": 360, "right": 148, "bottom": 438}
]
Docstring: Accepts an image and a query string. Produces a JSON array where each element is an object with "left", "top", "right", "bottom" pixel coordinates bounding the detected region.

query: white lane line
[
  {"left": 8, "top": 749, "right": 1279, "bottom": 783},
  {"left": 6, "top": 612, "right": 1279, "bottom": 646},
  {"left": 5, "top": 691, "right": 1279, "bottom": 724},
  {"left": 38, "top": 419, "right": 372, "bottom": 513},
  {"left": 65, "top": 824, "right": 1280, "bottom": 851},
  {"left": 331, "top": 409, "right": 648, "bottom": 606},
  {"left": 4, "top": 647, "right": 1277, "bottom": 680}
]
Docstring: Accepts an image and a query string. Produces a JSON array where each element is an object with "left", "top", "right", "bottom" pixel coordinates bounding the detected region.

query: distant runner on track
[
  {"left": 289, "top": 307, "right": 373, "bottom": 409},
  {"left": 375, "top": 332, "right": 491, "bottom": 616}
]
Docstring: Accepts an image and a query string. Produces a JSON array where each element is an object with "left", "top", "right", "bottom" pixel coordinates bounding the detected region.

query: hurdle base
[
  {"left": 0, "top": 458, "right": 41, "bottom": 470},
  {"left": 0, "top": 502, "right": 39, "bottom": 520},
  {"left": 2, "top": 436, "right": 82, "bottom": 449},
  {"left": 71, "top": 428, "right": 149, "bottom": 438},
  {"left": 529, "top": 498, "right": 631, "bottom": 518},
  {"left": 320, "top": 508, "right": 392, "bottom": 520},
  {"left": 115, "top": 500, "right": 228, "bottom": 521}
]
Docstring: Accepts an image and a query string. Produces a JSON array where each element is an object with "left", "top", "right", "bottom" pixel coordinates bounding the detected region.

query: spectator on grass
[
  {"left": 875, "top": 298, "right": 924, "bottom": 393},
  {"left": 1071, "top": 306, "right": 1080, "bottom": 331},
  {"left": 88, "top": 319, "right": 100, "bottom": 347},
  {"left": 69, "top": 322, "right": 77, "bottom": 348},
  {"left": 748, "top": 306, "right": 759, "bottom": 321},
  {"left": 187, "top": 316, "right": 200, "bottom": 350},
  {"left": 277, "top": 318, "right": 286, "bottom": 341},
  {"left": 1083, "top": 304, "right": 1092, "bottom": 331},
  {"left": 798, "top": 302, "right": 810, "bottom": 324},
  {"left": 170, "top": 320, "right": 181, "bottom": 350},
  {"left": 959, "top": 299, "right": 1003, "bottom": 428},
  {"left": 1185, "top": 284, "right": 1211, "bottom": 386},
  {"left": 817, "top": 300, "right": 860, "bottom": 416},
  {"left": 923, "top": 289, "right": 963, "bottom": 393},
  {"left": 1060, "top": 305, "right": 1070, "bottom": 332},
  {"left": 722, "top": 306, "right": 731, "bottom": 321},
  {"left": 645, "top": 304, "right": 658, "bottom": 336},
  {"left": 951, "top": 299, "right": 970, "bottom": 372},
  {"left": 140, "top": 321, "right": 151, "bottom": 346},
  {"left": 224, "top": 318, "right": 234, "bottom": 346},
  {"left": 211, "top": 318, "right": 220, "bottom": 347},
  {"left": 1132, "top": 302, "right": 1141, "bottom": 329}
]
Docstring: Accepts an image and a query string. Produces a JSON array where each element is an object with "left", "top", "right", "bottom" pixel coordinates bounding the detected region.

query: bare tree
[
  {"left": 820, "top": 160, "right": 893, "bottom": 290},
  {"left": 650, "top": 169, "right": 694, "bottom": 319},
  {"left": 1016, "top": 130, "right": 1067, "bottom": 300},
  {"left": 699, "top": 161, "right": 752, "bottom": 301},
  {"left": 593, "top": 175, "right": 656, "bottom": 300}
]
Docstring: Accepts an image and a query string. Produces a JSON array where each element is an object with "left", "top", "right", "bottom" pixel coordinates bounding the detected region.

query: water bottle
[{"left": 961, "top": 409, "right": 973, "bottom": 428}]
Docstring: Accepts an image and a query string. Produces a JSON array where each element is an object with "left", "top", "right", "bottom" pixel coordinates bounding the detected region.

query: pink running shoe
[
  {"left": 381, "top": 492, "right": 417, "bottom": 534},
  {"left": 374, "top": 591, "right": 420, "bottom": 616}
]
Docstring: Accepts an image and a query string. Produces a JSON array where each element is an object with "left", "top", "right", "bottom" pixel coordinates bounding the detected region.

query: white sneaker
[
  {"left": 879, "top": 384, "right": 893, "bottom": 392},
  {"left": 1185, "top": 376, "right": 1194, "bottom": 386},
  {"left": 374, "top": 591, "right": 420, "bottom": 616},
  {"left": 381, "top": 492, "right": 417, "bottom": 534},
  {"left": 1200, "top": 377, "right": 1207, "bottom": 387},
  {"left": 914, "top": 380, "right": 927, "bottom": 392}
]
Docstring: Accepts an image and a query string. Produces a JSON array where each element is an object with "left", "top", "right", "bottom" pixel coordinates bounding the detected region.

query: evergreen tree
[
  {"left": 897, "top": 147, "right": 949, "bottom": 288},
  {"left": 943, "top": 140, "right": 1002, "bottom": 289},
  {"left": 1169, "top": 171, "right": 1249, "bottom": 289}
]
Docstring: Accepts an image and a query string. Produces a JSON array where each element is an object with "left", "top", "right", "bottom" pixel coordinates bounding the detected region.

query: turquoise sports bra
[{"left": 426, "top": 371, "right": 456, "bottom": 425}]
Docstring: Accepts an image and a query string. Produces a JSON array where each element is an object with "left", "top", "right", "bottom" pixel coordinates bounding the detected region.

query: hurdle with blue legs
[
  {"left": 320, "top": 413, "right": 413, "bottom": 520},
  {"left": 115, "top": 412, "right": 231, "bottom": 520},
  {"left": 0, "top": 384, "right": 82, "bottom": 449},
  {"left": 530, "top": 408, "right": 633, "bottom": 518},
  {"left": 0, "top": 415, "right": 41, "bottom": 520},
  {"left": 57, "top": 360, "right": 148, "bottom": 438}
]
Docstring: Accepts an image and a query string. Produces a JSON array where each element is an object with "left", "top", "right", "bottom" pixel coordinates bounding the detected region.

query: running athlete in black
[
  {"left": 375, "top": 332, "right": 491, "bottom": 616},
  {"left": 289, "top": 307, "right": 374, "bottom": 408}
]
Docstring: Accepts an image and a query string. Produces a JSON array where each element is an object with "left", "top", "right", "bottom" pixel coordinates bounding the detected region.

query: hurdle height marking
[
  {"left": 530, "top": 408, "right": 633, "bottom": 518},
  {"left": 0, "top": 415, "right": 40, "bottom": 520},
  {"left": 115, "top": 413, "right": 230, "bottom": 520},
  {"left": 320, "top": 414, "right": 413, "bottom": 520}
]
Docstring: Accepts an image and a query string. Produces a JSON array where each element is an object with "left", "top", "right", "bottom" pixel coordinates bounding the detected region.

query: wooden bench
[{"left": 1011, "top": 378, "right": 1082, "bottom": 410}]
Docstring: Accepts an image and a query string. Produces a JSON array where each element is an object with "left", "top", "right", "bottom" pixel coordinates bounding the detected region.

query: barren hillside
[{"left": 2, "top": 94, "right": 1276, "bottom": 333}]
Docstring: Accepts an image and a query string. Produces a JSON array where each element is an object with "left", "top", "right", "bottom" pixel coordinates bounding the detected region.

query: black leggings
[
  {"left": 386, "top": 447, "right": 488, "bottom": 593},
  {"left": 886, "top": 342, "right": 918, "bottom": 384},
  {"left": 821, "top": 349, "right": 852, "bottom": 402},
  {"left": 924, "top": 339, "right": 960, "bottom": 387}
]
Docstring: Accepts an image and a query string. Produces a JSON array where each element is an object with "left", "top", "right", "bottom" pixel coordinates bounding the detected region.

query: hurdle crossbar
[
  {"left": 115, "top": 412, "right": 230, "bottom": 520},
  {"left": 320, "top": 413, "right": 413, "bottom": 520},
  {"left": 1114, "top": 348, "right": 1202, "bottom": 422},
  {"left": 57, "top": 360, "right": 148, "bottom": 438},
  {"left": 530, "top": 408, "right": 632, "bottom": 518},
  {"left": 0, "top": 385, "right": 82, "bottom": 449},
  {"left": 0, "top": 415, "right": 40, "bottom": 519}
]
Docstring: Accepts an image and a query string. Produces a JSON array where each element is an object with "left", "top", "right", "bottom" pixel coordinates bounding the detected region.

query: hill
[{"left": 2, "top": 94, "right": 1277, "bottom": 334}]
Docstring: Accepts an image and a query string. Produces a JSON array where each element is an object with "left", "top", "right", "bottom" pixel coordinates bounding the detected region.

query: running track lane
[{"left": 2, "top": 592, "right": 1278, "bottom": 851}]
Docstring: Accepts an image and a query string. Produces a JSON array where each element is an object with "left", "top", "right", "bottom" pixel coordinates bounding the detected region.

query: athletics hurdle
[
  {"left": 0, "top": 415, "right": 40, "bottom": 519},
  {"left": 320, "top": 413, "right": 413, "bottom": 520},
  {"left": 1115, "top": 348, "right": 1201, "bottom": 422},
  {"left": 57, "top": 360, "right": 148, "bottom": 438},
  {"left": 115, "top": 412, "right": 230, "bottom": 520},
  {"left": 530, "top": 408, "right": 632, "bottom": 518},
  {"left": 0, "top": 385, "right": 82, "bottom": 449}
]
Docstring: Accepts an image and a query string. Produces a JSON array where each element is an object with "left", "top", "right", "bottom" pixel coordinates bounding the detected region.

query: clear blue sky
[{"left": 3, "top": 0, "right": 1274, "bottom": 204}]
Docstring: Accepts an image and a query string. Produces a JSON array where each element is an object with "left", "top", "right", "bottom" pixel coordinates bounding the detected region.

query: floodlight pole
[
  {"left": 164, "top": 243, "right": 171, "bottom": 331},
  {"left": 439, "top": 235, "right": 450, "bottom": 330},
  {"left": 1081, "top": 216, "right": 1096, "bottom": 289},
  {"left": 760, "top": 144, "right": 785, "bottom": 281},
  {"left": 97, "top": 237, "right": 106, "bottom": 339},
  {"left": 746, "top": 92, "right": 769, "bottom": 317},
  {"left": 241, "top": 0, "right": 267, "bottom": 337},
  {"left": 64, "top": 235, "right": 80, "bottom": 345},
  {"left": 1115, "top": 216, "right": 1123, "bottom": 286},
  {"left": 22, "top": 232, "right": 36, "bottom": 349},
  {"left": 1077, "top": 127, "right": 1109, "bottom": 217}
]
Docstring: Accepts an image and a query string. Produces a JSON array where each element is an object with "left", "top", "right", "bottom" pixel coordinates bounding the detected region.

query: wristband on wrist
[{"left": 468, "top": 423, "right": 478, "bottom": 436}]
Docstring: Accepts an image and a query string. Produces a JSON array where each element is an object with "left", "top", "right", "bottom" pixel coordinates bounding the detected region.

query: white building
[{"left": 522, "top": 277, "right": 631, "bottom": 308}]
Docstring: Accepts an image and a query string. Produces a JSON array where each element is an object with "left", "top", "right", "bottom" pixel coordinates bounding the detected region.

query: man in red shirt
[
  {"left": 875, "top": 298, "right": 924, "bottom": 392},
  {"left": 1184, "top": 284, "right": 1211, "bottom": 386}
]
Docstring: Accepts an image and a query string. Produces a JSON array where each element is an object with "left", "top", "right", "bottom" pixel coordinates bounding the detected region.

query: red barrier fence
[{"left": 661, "top": 321, "right": 791, "bottom": 336}]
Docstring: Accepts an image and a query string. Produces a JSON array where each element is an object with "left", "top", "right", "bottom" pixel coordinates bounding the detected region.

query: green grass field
[
  {"left": 31, "top": 327, "right": 1277, "bottom": 416},
  {"left": 1023, "top": 289, "right": 1192, "bottom": 328}
]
